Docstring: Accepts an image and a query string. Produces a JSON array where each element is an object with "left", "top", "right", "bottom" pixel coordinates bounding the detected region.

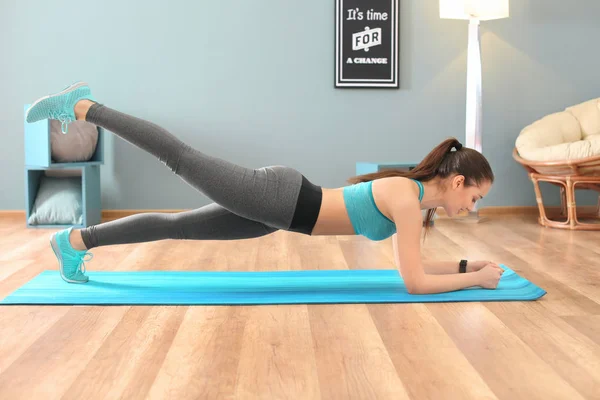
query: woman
[{"left": 26, "top": 82, "right": 504, "bottom": 293}]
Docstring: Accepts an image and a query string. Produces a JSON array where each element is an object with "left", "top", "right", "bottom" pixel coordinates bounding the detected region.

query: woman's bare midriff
[{"left": 310, "top": 188, "right": 356, "bottom": 236}]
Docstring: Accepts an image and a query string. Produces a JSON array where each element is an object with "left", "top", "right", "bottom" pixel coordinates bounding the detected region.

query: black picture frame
[{"left": 335, "top": 0, "right": 399, "bottom": 88}]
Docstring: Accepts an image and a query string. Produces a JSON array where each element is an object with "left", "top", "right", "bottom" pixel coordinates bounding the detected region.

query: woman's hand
[
  {"left": 467, "top": 260, "right": 500, "bottom": 273},
  {"left": 477, "top": 264, "right": 505, "bottom": 289}
]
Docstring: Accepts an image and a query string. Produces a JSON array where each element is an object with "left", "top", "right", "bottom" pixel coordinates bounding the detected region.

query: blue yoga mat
[{"left": 0, "top": 264, "right": 545, "bottom": 305}]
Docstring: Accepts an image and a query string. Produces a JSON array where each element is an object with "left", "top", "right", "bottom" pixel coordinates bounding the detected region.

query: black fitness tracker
[{"left": 459, "top": 259, "right": 467, "bottom": 273}]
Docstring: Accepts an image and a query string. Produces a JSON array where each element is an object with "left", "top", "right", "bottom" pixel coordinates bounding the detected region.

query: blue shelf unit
[
  {"left": 356, "top": 162, "right": 418, "bottom": 175},
  {"left": 24, "top": 104, "right": 104, "bottom": 229}
]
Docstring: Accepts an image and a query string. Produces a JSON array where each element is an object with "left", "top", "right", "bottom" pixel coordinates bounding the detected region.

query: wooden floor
[{"left": 0, "top": 214, "right": 599, "bottom": 400}]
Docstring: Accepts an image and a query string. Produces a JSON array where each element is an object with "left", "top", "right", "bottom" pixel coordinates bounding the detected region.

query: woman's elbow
[{"left": 404, "top": 279, "right": 424, "bottom": 294}]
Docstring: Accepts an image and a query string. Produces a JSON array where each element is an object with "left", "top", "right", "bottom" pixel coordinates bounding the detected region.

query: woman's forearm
[
  {"left": 422, "top": 260, "right": 462, "bottom": 275},
  {"left": 410, "top": 271, "right": 481, "bottom": 294}
]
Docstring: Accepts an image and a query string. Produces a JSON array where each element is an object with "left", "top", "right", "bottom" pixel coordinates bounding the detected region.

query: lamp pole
[
  {"left": 466, "top": 18, "right": 483, "bottom": 154},
  {"left": 465, "top": 17, "right": 483, "bottom": 219}
]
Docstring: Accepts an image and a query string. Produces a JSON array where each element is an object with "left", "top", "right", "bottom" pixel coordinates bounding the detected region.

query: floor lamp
[{"left": 440, "top": 0, "right": 509, "bottom": 221}]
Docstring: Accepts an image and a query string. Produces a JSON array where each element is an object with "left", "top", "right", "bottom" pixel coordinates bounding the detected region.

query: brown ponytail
[{"left": 346, "top": 137, "right": 494, "bottom": 234}]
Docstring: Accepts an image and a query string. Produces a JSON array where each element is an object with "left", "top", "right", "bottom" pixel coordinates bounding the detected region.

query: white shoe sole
[
  {"left": 50, "top": 233, "right": 88, "bottom": 284},
  {"left": 26, "top": 81, "right": 89, "bottom": 121}
]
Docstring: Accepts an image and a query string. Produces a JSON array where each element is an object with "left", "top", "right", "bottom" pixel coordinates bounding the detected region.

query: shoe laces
[
  {"left": 48, "top": 111, "right": 72, "bottom": 134},
  {"left": 75, "top": 252, "right": 94, "bottom": 274}
]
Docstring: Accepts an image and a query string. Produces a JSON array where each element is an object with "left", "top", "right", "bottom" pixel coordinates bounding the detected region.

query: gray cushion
[
  {"left": 28, "top": 176, "right": 83, "bottom": 225},
  {"left": 50, "top": 120, "right": 98, "bottom": 163}
]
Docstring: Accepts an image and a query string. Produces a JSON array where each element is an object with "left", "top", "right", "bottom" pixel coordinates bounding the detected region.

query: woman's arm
[
  {"left": 390, "top": 199, "right": 483, "bottom": 294},
  {"left": 392, "top": 237, "right": 463, "bottom": 274},
  {"left": 423, "top": 259, "right": 464, "bottom": 274},
  {"left": 422, "top": 260, "right": 462, "bottom": 274}
]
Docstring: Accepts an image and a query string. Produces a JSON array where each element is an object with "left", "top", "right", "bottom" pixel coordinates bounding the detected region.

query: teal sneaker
[
  {"left": 25, "top": 81, "right": 96, "bottom": 134},
  {"left": 50, "top": 227, "right": 92, "bottom": 283}
]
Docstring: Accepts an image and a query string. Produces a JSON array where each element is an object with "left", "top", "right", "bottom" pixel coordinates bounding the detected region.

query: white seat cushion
[
  {"left": 566, "top": 98, "right": 600, "bottom": 139},
  {"left": 516, "top": 98, "right": 600, "bottom": 162}
]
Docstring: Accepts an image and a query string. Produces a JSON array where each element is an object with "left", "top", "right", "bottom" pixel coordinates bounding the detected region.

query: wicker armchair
[{"left": 514, "top": 98, "right": 600, "bottom": 230}]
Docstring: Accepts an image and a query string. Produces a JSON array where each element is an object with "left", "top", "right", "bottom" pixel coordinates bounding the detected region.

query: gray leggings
[{"left": 80, "top": 104, "right": 309, "bottom": 249}]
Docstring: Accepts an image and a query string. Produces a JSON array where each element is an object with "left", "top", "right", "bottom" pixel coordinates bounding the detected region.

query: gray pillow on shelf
[
  {"left": 50, "top": 119, "right": 99, "bottom": 163},
  {"left": 28, "top": 176, "right": 83, "bottom": 226}
]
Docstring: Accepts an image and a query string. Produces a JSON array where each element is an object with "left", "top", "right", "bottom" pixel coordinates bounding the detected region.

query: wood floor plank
[
  {"left": 0, "top": 260, "right": 48, "bottom": 301},
  {"left": 145, "top": 306, "right": 248, "bottom": 400},
  {"left": 0, "top": 233, "right": 49, "bottom": 262},
  {"left": 486, "top": 303, "right": 600, "bottom": 399},
  {"left": 0, "top": 306, "right": 129, "bottom": 400},
  {"left": 61, "top": 306, "right": 187, "bottom": 400},
  {"left": 562, "top": 316, "right": 600, "bottom": 347},
  {"left": 368, "top": 303, "right": 498, "bottom": 400},
  {"left": 0, "top": 259, "right": 35, "bottom": 285},
  {"left": 0, "top": 305, "right": 71, "bottom": 374},
  {"left": 308, "top": 304, "right": 411, "bottom": 400},
  {"left": 428, "top": 303, "right": 586, "bottom": 400},
  {"left": 235, "top": 306, "right": 321, "bottom": 399}
]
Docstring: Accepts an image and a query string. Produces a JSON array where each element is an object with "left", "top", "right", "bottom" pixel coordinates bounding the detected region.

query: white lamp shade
[{"left": 440, "top": 0, "right": 509, "bottom": 20}]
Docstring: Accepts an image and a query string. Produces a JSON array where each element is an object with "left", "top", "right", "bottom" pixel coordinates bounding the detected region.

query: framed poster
[{"left": 335, "top": 0, "right": 399, "bottom": 88}]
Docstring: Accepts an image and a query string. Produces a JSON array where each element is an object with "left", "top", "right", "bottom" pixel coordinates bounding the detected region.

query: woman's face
[{"left": 443, "top": 175, "right": 492, "bottom": 217}]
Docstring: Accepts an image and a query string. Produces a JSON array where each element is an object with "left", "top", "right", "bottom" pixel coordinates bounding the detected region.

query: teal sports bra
[{"left": 342, "top": 179, "right": 424, "bottom": 241}]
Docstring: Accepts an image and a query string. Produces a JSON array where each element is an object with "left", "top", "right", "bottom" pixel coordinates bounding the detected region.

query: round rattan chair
[
  {"left": 513, "top": 148, "right": 600, "bottom": 230},
  {"left": 514, "top": 97, "right": 600, "bottom": 230}
]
